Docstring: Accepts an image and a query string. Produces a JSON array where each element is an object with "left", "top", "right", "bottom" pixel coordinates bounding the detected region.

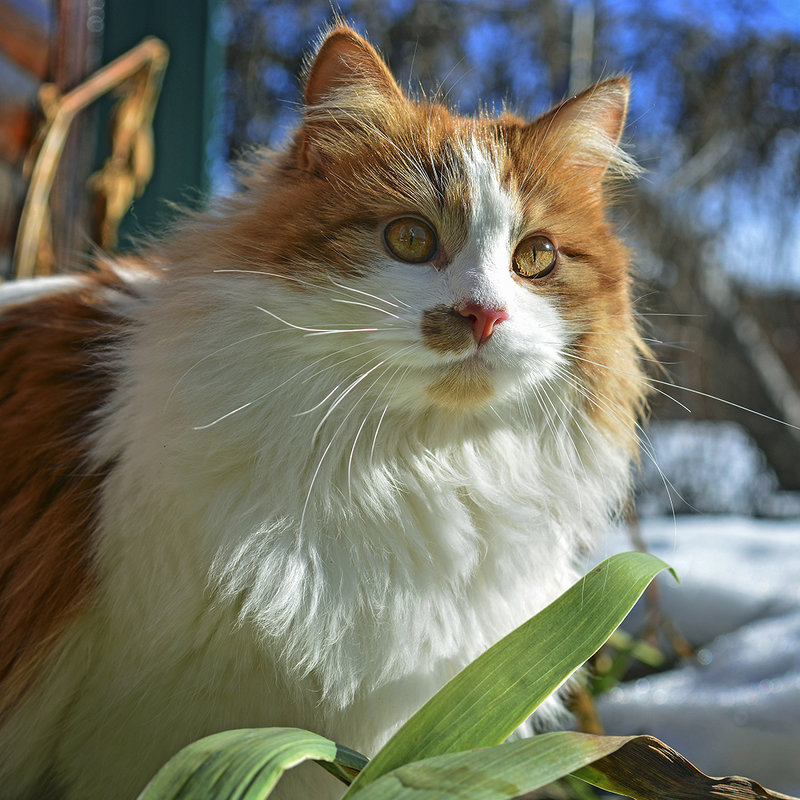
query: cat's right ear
[
  {"left": 527, "top": 78, "right": 639, "bottom": 185},
  {"left": 296, "top": 25, "right": 405, "bottom": 172}
]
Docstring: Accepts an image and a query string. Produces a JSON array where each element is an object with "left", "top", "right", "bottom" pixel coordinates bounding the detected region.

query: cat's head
[{"left": 197, "top": 25, "right": 648, "bottom": 447}]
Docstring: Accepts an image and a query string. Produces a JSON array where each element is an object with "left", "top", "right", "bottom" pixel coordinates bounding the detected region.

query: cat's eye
[
  {"left": 384, "top": 217, "right": 438, "bottom": 263},
  {"left": 513, "top": 235, "right": 558, "bottom": 279}
]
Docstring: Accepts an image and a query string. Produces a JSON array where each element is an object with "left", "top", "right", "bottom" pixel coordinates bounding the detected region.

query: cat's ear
[
  {"left": 534, "top": 77, "right": 638, "bottom": 180},
  {"left": 304, "top": 26, "right": 403, "bottom": 108},
  {"left": 296, "top": 26, "right": 404, "bottom": 171}
]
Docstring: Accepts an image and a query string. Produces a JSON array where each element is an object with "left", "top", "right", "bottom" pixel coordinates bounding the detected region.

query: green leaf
[
  {"left": 350, "top": 732, "right": 631, "bottom": 800},
  {"left": 136, "top": 727, "right": 368, "bottom": 800},
  {"left": 345, "top": 552, "right": 673, "bottom": 796}
]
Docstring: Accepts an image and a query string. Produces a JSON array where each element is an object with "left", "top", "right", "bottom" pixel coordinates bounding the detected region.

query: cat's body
[{"left": 0, "top": 27, "right": 647, "bottom": 800}]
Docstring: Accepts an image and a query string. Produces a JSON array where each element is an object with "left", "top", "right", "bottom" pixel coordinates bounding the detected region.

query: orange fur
[{"left": 0, "top": 275, "right": 124, "bottom": 719}]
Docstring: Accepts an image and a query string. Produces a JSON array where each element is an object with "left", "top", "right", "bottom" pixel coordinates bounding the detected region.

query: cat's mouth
[
  {"left": 425, "top": 360, "right": 497, "bottom": 411},
  {"left": 418, "top": 305, "right": 516, "bottom": 410}
]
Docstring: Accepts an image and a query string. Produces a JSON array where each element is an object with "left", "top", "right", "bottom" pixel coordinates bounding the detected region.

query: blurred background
[{"left": 1, "top": 0, "right": 800, "bottom": 792}]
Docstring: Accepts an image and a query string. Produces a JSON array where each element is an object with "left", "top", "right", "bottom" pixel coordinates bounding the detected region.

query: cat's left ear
[
  {"left": 304, "top": 26, "right": 403, "bottom": 108},
  {"left": 534, "top": 77, "right": 638, "bottom": 180},
  {"left": 296, "top": 25, "right": 404, "bottom": 171}
]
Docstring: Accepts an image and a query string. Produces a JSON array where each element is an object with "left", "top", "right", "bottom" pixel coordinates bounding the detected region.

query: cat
[{"left": 0, "top": 23, "right": 647, "bottom": 800}]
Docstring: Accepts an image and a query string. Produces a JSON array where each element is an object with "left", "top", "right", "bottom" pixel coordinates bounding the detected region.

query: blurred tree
[{"left": 601, "top": 2, "right": 800, "bottom": 488}]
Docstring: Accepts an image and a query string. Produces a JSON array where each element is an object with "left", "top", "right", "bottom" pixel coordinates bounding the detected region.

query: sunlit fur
[{"left": 0, "top": 25, "right": 648, "bottom": 800}]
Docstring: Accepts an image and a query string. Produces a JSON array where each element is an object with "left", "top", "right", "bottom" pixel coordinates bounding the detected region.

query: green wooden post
[{"left": 100, "top": 0, "right": 224, "bottom": 245}]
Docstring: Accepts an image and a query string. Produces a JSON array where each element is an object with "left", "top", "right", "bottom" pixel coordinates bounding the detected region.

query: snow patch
[{"left": 589, "top": 516, "right": 800, "bottom": 795}]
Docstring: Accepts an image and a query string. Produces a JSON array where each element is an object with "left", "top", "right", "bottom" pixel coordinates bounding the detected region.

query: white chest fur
[
  {"left": 0, "top": 256, "right": 633, "bottom": 800},
  {"left": 35, "top": 281, "right": 627, "bottom": 797}
]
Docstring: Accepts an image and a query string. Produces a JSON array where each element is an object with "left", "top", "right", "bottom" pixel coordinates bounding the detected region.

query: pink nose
[{"left": 457, "top": 304, "right": 509, "bottom": 345}]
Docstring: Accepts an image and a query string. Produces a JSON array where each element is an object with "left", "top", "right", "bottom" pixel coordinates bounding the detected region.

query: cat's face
[
  {"left": 198, "top": 27, "right": 645, "bottom": 437},
  {"left": 302, "top": 136, "right": 576, "bottom": 413}
]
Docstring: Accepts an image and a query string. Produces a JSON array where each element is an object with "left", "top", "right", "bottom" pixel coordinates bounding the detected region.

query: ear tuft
[{"left": 568, "top": 77, "right": 630, "bottom": 146}]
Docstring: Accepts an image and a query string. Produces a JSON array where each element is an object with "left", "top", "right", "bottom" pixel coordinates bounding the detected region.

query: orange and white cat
[{"left": 0, "top": 25, "right": 647, "bottom": 800}]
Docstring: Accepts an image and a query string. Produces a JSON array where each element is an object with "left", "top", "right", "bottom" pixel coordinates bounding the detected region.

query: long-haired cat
[{"left": 0, "top": 24, "right": 647, "bottom": 800}]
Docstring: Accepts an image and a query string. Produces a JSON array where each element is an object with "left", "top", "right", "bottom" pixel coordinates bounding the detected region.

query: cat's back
[{"left": 0, "top": 269, "right": 142, "bottom": 722}]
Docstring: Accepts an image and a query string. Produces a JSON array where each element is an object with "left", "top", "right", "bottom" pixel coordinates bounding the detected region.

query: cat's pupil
[{"left": 404, "top": 224, "right": 422, "bottom": 250}]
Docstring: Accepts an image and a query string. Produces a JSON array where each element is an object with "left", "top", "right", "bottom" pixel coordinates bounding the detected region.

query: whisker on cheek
[
  {"left": 256, "top": 305, "right": 382, "bottom": 335},
  {"left": 193, "top": 341, "right": 378, "bottom": 430},
  {"left": 299, "top": 344, "right": 417, "bottom": 532},
  {"left": 309, "top": 351, "right": 403, "bottom": 443},
  {"left": 331, "top": 298, "right": 402, "bottom": 319},
  {"left": 551, "top": 362, "right": 683, "bottom": 521}
]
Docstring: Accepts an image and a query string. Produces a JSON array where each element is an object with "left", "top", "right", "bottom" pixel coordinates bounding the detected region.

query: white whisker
[
  {"left": 568, "top": 345, "right": 800, "bottom": 432},
  {"left": 346, "top": 351, "right": 416, "bottom": 498},
  {"left": 310, "top": 352, "right": 407, "bottom": 443},
  {"left": 328, "top": 277, "right": 408, "bottom": 310},
  {"left": 304, "top": 327, "right": 382, "bottom": 336},
  {"left": 256, "top": 305, "right": 380, "bottom": 335},
  {"left": 193, "top": 400, "right": 258, "bottom": 431},
  {"left": 194, "top": 342, "right": 374, "bottom": 430},
  {"left": 387, "top": 293, "right": 414, "bottom": 311},
  {"left": 331, "top": 298, "right": 402, "bottom": 319},
  {"left": 371, "top": 364, "right": 413, "bottom": 462},
  {"left": 213, "top": 267, "right": 407, "bottom": 316},
  {"left": 566, "top": 348, "right": 692, "bottom": 415},
  {"left": 550, "top": 362, "right": 683, "bottom": 522},
  {"left": 293, "top": 346, "right": 389, "bottom": 416},
  {"left": 299, "top": 349, "right": 415, "bottom": 533},
  {"left": 295, "top": 383, "right": 346, "bottom": 419},
  {"left": 166, "top": 329, "right": 279, "bottom": 409}
]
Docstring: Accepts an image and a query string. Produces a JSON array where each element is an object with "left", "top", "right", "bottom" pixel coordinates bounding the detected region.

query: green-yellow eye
[
  {"left": 384, "top": 217, "right": 438, "bottom": 263},
  {"left": 513, "top": 235, "right": 558, "bottom": 279}
]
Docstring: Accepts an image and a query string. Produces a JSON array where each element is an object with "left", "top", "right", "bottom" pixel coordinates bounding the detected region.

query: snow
[
  {"left": 590, "top": 515, "right": 800, "bottom": 796},
  {"left": 635, "top": 421, "right": 800, "bottom": 517}
]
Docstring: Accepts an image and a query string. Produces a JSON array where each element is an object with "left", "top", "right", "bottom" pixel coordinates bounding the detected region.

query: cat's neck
[{"left": 94, "top": 268, "right": 631, "bottom": 533}]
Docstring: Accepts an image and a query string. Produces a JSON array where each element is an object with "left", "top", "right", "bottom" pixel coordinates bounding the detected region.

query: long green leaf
[
  {"left": 136, "top": 727, "right": 368, "bottom": 800},
  {"left": 345, "top": 552, "right": 673, "bottom": 796},
  {"left": 350, "top": 732, "right": 630, "bottom": 800}
]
